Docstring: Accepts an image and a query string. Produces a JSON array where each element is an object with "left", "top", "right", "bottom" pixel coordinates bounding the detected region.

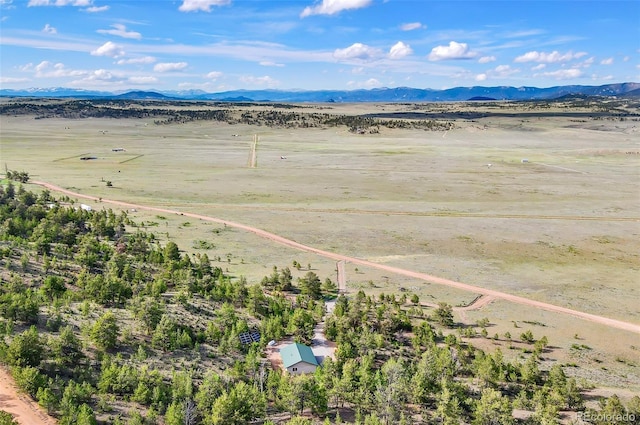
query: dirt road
[
  {"left": 248, "top": 135, "right": 258, "bottom": 168},
  {"left": 420, "top": 295, "right": 496, "bottom": 312},
  {"left": 31, "top": 180, "right": 640, "bottom": 335},
  {"left": 0, "top": 367, "right": 57, "bottom": 425}
]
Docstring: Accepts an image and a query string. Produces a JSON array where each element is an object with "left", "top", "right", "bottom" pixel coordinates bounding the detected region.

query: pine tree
[{"left": 90, "top": 312, "right": 119, "bottom": 350}]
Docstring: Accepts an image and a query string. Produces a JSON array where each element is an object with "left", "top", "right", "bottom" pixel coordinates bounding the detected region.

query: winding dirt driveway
[{"left": 31, "top": 180, "right": 640, "bottom": 335}]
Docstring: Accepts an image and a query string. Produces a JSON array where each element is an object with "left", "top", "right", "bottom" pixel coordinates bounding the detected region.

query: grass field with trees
[{"left": 1, "top": 182, "right": 638, "bottom": 424}]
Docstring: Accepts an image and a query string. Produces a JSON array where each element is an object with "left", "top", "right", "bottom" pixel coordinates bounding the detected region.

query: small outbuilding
[{"left": 279, "top": 343, "right": 318, "bottom": 374}]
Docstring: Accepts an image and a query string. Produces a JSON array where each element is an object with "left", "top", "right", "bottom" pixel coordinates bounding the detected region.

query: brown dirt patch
[{"left": 0, "top": 367, "right": 57, "bottom": 425}]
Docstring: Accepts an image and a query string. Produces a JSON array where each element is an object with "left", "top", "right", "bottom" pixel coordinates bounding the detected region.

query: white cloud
[
  {"left": 91, "top": 41, "right": 124, "bottom": 58},
  {"left": 154, "top": 62, "right": 188, "bottom": 72},
  {"left": 504, "top": 29, "right": 546, "bottom": 38},
  {"left": 34, "top": 61, "right": 50, "bottom": 72},
  {"left": 539, "top": 68, "right": 583, "bottom": 79},
  {"left": 128, "top": 76, "right": 158, "bottom": 85},
  {"left": 493, "top": 64, "right": 518, "bottom": 77},
  {"left": 351, "top": 67, "right": 364, "bottom": 74},
  {"left": 600, "top": 57, "right": 613, "bottom": 65},
  {"left": 18, "top": 63, "right": 34, "bottom": 72},
  {"left": 400, "top": 22, "right": 424, "bottom": 31},
  {"left": 179, "top": 0, "right": 230, "bottom": 12},
  {"left": 42, "top": 23, "right": 57, "bottom": 34},
  {"left": 67, "top": 70, "right": 162, "bottom": 88},
  {"left": 1, "top": 34, "right": 336, "bottom": 67},
  {"left": 205, "top": 71, "right": 223, "bottom": 79},
  {"left": 388, "top": 41, "right": 412, "bottom": 59},
  {"left": 301, "top": 0, "right": 371, "bottom": 17},
  {"left": 347, "top": 78, "right": 381, "bottom": 88},
  {"left": 33, "top": 61, "right": 86, "bottom": 78},
  {"left": 334, "top": 42, "right": 381, "bottom": 61},
  {"left": 514, "top": 50, "right": 587, "bottom": 63},
  {"left": 239, "top": 75, "right": 279, "bottom": 87},
  {"left": 362, "top": 78, "right": 381, "bottom": 88},
  {"left": 1, "top": 77, "right": 30, "bottom": 83},
  {"left": 117, "top": 56, "right": 156, "bottom": 65},
  {"left": 86, "top": 68, "right": 114, "bottom": 81},
  {"left": 69, "top": 71, "right": 121, "bottom": 87},
  {"left": 478, "top": 56, "right": 496, "bottom": 64},
  {"left": 576, "top": 57, "right": 594, "bottom": 68},
  {"left": 97, "top": 24, "right": 142, "bottom": 40},
  {"left": 475, "top": 64, "right": 520, "bottom": 81},
  {"left": 259, "top": 61, "right": 284, "bottom": 67},
  {"left": 531, "top": 63, "right": 546, "bottom": 71},
  {"left": 84, "top": 5, "right": 108, "bottom": 12},
  {"left": 28, "top": 0, "right": 92, "bottom": 6},
  {"left": 428, "top": 41, "right": 477, "bottom": 61}
]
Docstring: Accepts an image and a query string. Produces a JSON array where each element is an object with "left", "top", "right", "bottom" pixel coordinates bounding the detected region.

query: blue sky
[{"left": 0, "top": 0, "right": 638, "bottom": 92}]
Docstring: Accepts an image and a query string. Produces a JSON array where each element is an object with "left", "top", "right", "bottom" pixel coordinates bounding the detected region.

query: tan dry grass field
[{"left": 1, "top": 100, "right": 639, "bottom": 392}]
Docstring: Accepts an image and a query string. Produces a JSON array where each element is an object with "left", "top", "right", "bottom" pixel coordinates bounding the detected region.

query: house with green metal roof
[{"left": 279, "top": 342, "right": 319, "bottom": 374}]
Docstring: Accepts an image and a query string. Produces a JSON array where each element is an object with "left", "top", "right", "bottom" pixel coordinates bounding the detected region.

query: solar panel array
[{"left": 239, "top": 331, "right": 261, "bottom": 344}]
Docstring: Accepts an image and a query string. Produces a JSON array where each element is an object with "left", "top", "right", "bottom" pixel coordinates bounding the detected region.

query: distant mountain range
[{"left": 1, "top": 83, "right": 638, "bottom": 102}]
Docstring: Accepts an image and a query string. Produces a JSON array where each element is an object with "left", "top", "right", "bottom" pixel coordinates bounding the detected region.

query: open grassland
[{"left": 1, "top": 99, "right": 639, "bottom": 392}]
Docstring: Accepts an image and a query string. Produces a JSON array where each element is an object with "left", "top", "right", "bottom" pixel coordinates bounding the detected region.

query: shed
[{"left": 279, "top": 343, "right": 318, "bottom": 374}]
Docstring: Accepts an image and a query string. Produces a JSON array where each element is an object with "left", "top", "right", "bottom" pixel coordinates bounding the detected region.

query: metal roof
[{"left": 279, "top": 342, "right": 318, "bottom": 369}]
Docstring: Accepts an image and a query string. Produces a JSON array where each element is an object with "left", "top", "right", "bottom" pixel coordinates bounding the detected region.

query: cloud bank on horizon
[{"left": 0, "top": 0, "right": 637, "bottom": 91}]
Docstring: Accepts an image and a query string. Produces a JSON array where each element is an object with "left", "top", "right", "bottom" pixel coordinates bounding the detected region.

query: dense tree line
[
  {"left": 0, "top": 184, "right": 638, "bottom": 424},
  {"left": 1, "top": 100, "right": 233, "bottom": 121},
  {"left": 1, "top": 99, "right": 454, "bottom": 132}
]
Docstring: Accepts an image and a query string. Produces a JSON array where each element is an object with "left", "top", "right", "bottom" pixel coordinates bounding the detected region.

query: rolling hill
[{"left": 0, "top": 82, "right": 638, "bottom": 102}]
